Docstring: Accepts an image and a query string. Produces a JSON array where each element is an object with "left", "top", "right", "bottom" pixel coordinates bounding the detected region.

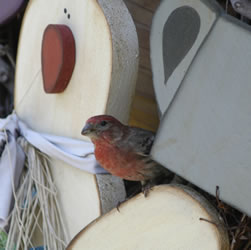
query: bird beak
[{"left": 81, "top": 123, "right": 93, "bottom": 136}]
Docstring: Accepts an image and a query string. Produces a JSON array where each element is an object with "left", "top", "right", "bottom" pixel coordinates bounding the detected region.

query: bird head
[{"left": 81, "top": 115, "right": 124, "bottom": 142}]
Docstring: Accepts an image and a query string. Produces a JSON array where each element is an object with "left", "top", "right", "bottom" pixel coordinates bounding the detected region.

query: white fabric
[
  {"left": 0, "top": 115, "right": 25, "bottom": 228},
  {"left": 0, "top": 113, "right": 106, "bottom": 228}
]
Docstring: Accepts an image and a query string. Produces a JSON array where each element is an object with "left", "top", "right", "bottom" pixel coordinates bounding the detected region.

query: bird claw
[
  {"left": 116, "top": 199, "right": 129, "bottom": 212},
  {"left": 141, "top": 182, "right": 154, "bottom": 197},
  {"left": 116, "top": 200, "right": 123, "bottom": 212}
]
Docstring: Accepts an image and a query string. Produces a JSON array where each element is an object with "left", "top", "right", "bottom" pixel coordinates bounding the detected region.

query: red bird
[{"left": 81, "top": 115, "right": 170, "bottom": 194}]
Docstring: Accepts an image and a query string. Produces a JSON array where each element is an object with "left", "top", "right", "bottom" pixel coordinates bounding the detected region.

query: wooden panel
[
  {"left": 135, "top": 68, "right": 155, "bottom": 98},
  {"left": 124, "top": 1, "right": 153, "bottom": 27},
  {"left": 139, "top": 47, "right": 151, "bottom": 70},
  {"left": 125, "top": 0, "right": 161, "bottom": 131},
  {"left": 128, "top": 0, "right": 160, "bottom": 12},
  {"left": 68, "top": 185, "right": 229, "bottom": 250},
  {"left": 135, "top": 23, "right": 150, "bottom": 49},
  {"left": 15, "top": 0, "right": 138, "bottom": 243},
  {"left": 130, "top": 93, "right": 159, "bottom": 131},
  {"left": 152, "top": 15, "right": 251, "bottom": 217}
]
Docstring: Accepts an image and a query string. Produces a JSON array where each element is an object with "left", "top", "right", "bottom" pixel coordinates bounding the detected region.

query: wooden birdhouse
[
  {"left": 151, "top": 0, "right": 251, "bottom": 217},
  {"left": 3, "top": 0, "right": 250, "bottom": 249},
  {"left": 14, "top": 0, "right": 138, "bottom": 245}
]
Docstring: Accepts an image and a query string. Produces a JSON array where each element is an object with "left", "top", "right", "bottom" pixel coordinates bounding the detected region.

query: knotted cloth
[{"left": 0, "top": 113, "right": 106, "bottom": 229}]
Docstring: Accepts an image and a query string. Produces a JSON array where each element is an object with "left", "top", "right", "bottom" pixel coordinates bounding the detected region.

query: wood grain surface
[{"left": 125, "top": 0, "right": 161, "bottom": 131}]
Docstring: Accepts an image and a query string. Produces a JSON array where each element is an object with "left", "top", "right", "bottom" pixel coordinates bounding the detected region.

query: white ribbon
[
  {"left": 0, "top": 115, "right": 25, "bottom": 229},
  {"left": 0, "top": 113, "right": 106, "bottom": 228}
]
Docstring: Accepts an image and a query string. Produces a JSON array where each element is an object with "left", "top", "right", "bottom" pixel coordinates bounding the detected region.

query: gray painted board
[{"left": 151, "top": 0, "right": 251, "bottom": 215}]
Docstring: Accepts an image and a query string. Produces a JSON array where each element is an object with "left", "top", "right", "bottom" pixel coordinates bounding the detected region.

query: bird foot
[
  {"left": 116, "top": 187, "right": 142, "bottom": 212},
  {"left": 116, "top": 200, "right": 123, "bottom": 212},
  {"left": 141, "top": 181, "right": 154, "bottom": 197},
  {"left": 116, "top": 198, "right": 130, "bottom": 212}
]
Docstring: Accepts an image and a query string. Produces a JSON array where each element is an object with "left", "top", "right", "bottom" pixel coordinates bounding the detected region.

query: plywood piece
[
  {"left": 135, "top": 68, "right": 155, "bottom": 98},
  {"left": 151, "top": 0, "right": 221, "bottom": 114},
  {"left": 125, "top": 0, "right": 161, "bottom": 132},
  {"left": 139, "top": 47, "right": 151, "bottom": 70},
  {"left": 130, "top": 93, "right": 159, "bottom": 131},
  {"left": 67, "top": 185, "right": 229, "bottom": 250},
  {"left": 152, "top": 15, "right": 251, "bottom": 216},
  {"left": 15, "top": 0, "right": 138, "bottom": 243},
  {"left": 126, "top": 0, "right": 160, "bottom": 12},
  {"left": 124, "top": 1, "right": 153, "bottom": 27},
  {"left": 135, "top": 23, "right": 150, "bottom": 49}
]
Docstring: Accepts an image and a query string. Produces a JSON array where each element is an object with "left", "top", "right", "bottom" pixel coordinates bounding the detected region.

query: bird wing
[
  {"left": 124, "top": 127, "right": 155, "bottom": 156},
  {"left": 118, "top": 126, "right": 171, "bottom": 179}
]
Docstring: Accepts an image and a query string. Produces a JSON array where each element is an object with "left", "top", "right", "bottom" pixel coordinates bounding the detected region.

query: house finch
[{"left": 81, "top": 115, "right": 170, "bottom": 195}]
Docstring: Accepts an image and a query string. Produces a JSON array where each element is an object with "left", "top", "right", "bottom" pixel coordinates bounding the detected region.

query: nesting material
[
  {"left": 67, "top": 184, "right": 229, "bottom": 250},
  {"left": 6, "top": 138, "right": 68, "bottom": 250}
]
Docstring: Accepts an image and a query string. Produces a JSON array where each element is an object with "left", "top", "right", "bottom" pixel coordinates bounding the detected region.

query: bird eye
[{"left": 100, "top": 120, "right": 108, "bottom": 127}]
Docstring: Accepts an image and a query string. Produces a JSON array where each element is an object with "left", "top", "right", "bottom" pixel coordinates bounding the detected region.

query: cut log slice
[
  {"left": 67, "top": 184, "right": 229, "bottom": 250},
  {"left": 14, "top": 0, "right": 138, "bottom": 244}
]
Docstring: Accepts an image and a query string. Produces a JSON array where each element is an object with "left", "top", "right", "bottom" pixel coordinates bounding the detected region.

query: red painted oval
[{"left": 41, "top": 24, "right": 75, "bottom": 93}]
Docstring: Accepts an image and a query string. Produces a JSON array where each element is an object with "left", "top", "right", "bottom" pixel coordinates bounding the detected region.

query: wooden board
[
  {"left": 151, "top": 0, "right": 251, "bottom": 216},
  {"left": 124, "top": 0, "right": 161, "bottom": 131},
  {"left": 67, "top": 185, "right": 229, "bottom": 250},
  {"left": 151, "top": 0, "right": 221, "bottom": 115},
  {"left": 15, "top": 0, "right": 138, "bottom": 243}
]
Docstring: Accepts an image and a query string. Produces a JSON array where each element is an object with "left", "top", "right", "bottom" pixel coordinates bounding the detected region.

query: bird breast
[{"left": 94, "top": 140, "right": 151, "bottom": 181}]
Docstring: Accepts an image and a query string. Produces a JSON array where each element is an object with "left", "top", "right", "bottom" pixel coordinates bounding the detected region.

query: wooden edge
[
  {"left": 98, "top": 0, "right": 139, "bottom": 124},
  {"left": 89, "top": 0, "right": 136, "bottom": 216},
  {"left": 66, "top": 184, "right": 229, "bottom": 249},
  {"left": 95, "top": 174, "right": 126, "bottom": 215},
  {"left": 14, "top": 0, "right": 33, "bottom": 109},
  {"left": 172, "top": 184, "right": 229, "bottom": 250}
]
